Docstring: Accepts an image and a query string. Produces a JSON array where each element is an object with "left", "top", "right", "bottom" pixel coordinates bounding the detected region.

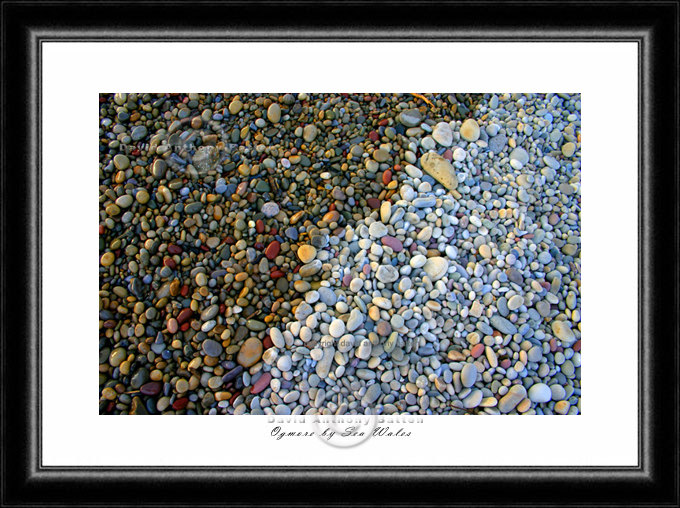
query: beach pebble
[
  {"left": 432, "top": 122, "right": 453, "bottom": 146},
  {"left": 355, "top": 339, "right": 372, "bottom": 360},
  {"left": 237, "top": 338, "right": 263, "bottom": 368},
  {"left": 551, "top": 320, "right": 576, "bottom": 345},
  {"left": 562, "top": 142, "right": 576, "bottom": 157},
  {"left": 498, "top": 385, "right": 527, "bottom": 413},
  {"left": 528, "top": 383, "right": 552, "bottom": 403},
  {"left": 453, "top": 148, "right": 466, "bottom": 162},
  {"left": 316, "top": 347, "right": 335, "bottom": 378},
  {"left": 376, "top": 264, "right": 399, "bottom": 283},
  {"left": 267, "top": 103, "right": 281, "bottom": 123},
  {"left": 507, "top": 295, "right": 524, "bottom": 311},
  {"left": 461, "top": 363, "right": 477, "bottom": 388},
  {"left": 460, "top": 119, "right": 480, "bottom": 142},
  {"left": 509, "top": 147, "right": 529, "bottom": 166},
  {"left": 490, "top": 315, "right": 518, "bottom": 335},
  {"left": 399, "top": 109, "right": 422, "bottom": 127},
  {"left": 346, "top": 309, "right": 364, "bottom": 332},
  {"left": 297, "top": 245, "right": 317, "bottom": 263},
  {"left": 303, "top": 124, "right": 318, "bottom": 142},
  {"left": 420, "top": 152, "right": 458, "bottom": 191},
  {"left": 329, "top": 319, "right": 346, "bottom": 338},
  {"left": 422, "top": 257, "right": 449, "bottom": 281}
]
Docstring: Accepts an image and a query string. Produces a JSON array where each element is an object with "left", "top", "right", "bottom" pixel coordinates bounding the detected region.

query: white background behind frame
[{"left": 42, "top": 42, "right": 638, "bottom": 466}]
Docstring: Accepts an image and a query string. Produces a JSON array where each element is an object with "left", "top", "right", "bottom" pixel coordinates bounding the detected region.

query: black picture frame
[{"left": 2, "top": 1, "right": 678, "bottom": 506}]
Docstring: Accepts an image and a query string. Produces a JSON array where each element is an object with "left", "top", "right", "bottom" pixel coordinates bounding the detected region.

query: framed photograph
[{"left": 1, "top": 1, "right": 678, "bottom": 505}]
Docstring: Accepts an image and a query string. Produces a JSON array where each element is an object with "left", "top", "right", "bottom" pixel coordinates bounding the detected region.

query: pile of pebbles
[{"left": 99, "top": 92, "right": 581, "bottom": 416}]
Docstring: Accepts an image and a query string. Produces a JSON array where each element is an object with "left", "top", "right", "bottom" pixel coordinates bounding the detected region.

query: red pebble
[
  {"left": 224, "top": 236, "right": 235, "bottom": 245},
  {"left": 180, "top": 285, "right": 189, "bottom": 296},
  {"left": 254, "top": 242, "right": 264, "bottom": 250},
  {"left": 329, "top": 203, "right": 336, "bottom": 211},
  {"left": 382, "top": 170, "right": 392, "bottom": 185},
  {"left": 265, "top": 240, "right": 281, "bottom": 260},
  {"left": 342, "top": 274, "right": 352, "bottom": 286},
  {"left": 378, "top": 119, "right": 388, "bottom": 126},
  {"left": 293, "top": 265, "right": 300, "bottom": 274},
  {"left": 177, "top": 308, "right": 193, "bottom": 324},
  {"left": 369, "top": 131, "right": 379, "bottom": 142},
  {"left": 381, "top": 235, "right": 403, "bottom": 252},
  {"left": 140, "top": 382, "right": 162, "bottom": 396},
  {"left": 572, "top": 340, "right": 581, "bottom": 352},
  {"left": 131, "top": 149, "right": 141, "bottom": 156},
  {"left": 172, "top": 398, "right": 189, "bottom": 410},
  {"left": 500, "top": 359, "right": 512, "bottom": 369},
  {"left": 270, "top": 228, "right": 277, "bottom": 236},
  {"left": 271, "top": 270, "right": 285, "bottom": 279},
  {"left": 219, "top": 304, "right": 226, "bottom": 314},
  {"left": 167, "top": 244, "right": 183, "bottom": 254},
  {"left": 99, "top": 225, "right": 105, "bottom": 234},
  {"left": 263, "top": 336, "right": 274, "bottom": 349},
  {"left": 442, "top": 149, "right": 453, "bottom": 161},
  {"left": 470, "top": 343, "right": 485, "bottom": 358},
  {"left": 549, "top": 338, "right": 557, "bottom": 352},
  {"left": 362, "top": 264, "right": 371, "bottom": 275},
  {"left": 251, "top": 373, "right": 272, "bottom": 395},
  {"left": 393, "top": 164, "right": 401, "bottom": 172},
  {"left": 107, "top": 401, "right": 115, "bottom": 413},
  {"left": 163, "top": 258, "right": 176, "bottom": 269},
  {"left": 366, "top": 198, "right": 381, "bottom": 208},
  {"left": 256, "top": 219, "right": 264, "bottom": 233},
  {"left": 180, "top": 322, "right": 190, "bottom": 332},
  {"left": 200, "top": 245, "right": 209, "bottom": 252}
]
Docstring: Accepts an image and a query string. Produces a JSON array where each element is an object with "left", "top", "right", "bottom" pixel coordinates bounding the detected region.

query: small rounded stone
[
  {"left": 528, "top": 383, "right": 552, "bottom": 403},
  {"left": 297, "top": 245, "right": 317, "bottom": 263},
  {"left": 237, "top": 338, "right": 263, "bottom": 368}
]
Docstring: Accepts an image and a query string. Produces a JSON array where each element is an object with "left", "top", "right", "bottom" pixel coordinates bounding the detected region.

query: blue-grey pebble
[
  {"left": 202, "top": 339, "right": 223, "bottom": 357},
  {"left": 490, "top": 315, "right": 518, "bottom": 335}
]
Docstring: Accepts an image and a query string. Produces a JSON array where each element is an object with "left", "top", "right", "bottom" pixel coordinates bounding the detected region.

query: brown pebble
[
  {"left": 265, "top": 240, "right": 281, "bottom": 260},
  {"left": 251, "top": 373, "right": 272, "bottom": 395},
  {"left": 263, "top": 336, "right": 274, "bottom": 350},
  {"left": 376, "top": 321, "right": 392, "bottom": 337},
  {"left": 177, "top": 308, "right": 193, "bottom": 324},
  {"left": 237, "top": 338, "right": 263, "bottom": 368},
  {"left": 470, "top": 343, "right": 485, "bottom": 358},
  {"left": 140, "top": 382, "right": 162, "bottom": 396},
  {"left": 322, "top": 210, "right": 340, "bottom": 223}
]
